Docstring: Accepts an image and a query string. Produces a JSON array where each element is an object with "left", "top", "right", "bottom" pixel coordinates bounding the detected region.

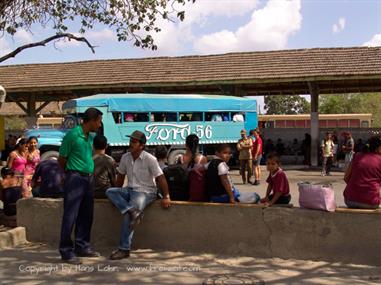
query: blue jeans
[
  {"left": 210, "top": 188, "right": 240, "bottom": 203},
  {"left": 106, "top": 187, "right": 157, "bottom": 250},
  {"left": 59, "top": 171, "right": 94, "bottom": 260}
]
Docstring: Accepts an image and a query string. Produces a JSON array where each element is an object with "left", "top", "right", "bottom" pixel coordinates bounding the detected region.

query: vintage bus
[
  {"left": 258, "top": 114, "right": 372, "bottom": 129},
  {"left": 25, "top": 94, "right": 258, "bottom": 162}
]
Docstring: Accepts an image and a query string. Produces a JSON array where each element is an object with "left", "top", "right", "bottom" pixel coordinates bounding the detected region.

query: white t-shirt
[{"left": 118, "top": 150, "right": 163, "bottom": 193}]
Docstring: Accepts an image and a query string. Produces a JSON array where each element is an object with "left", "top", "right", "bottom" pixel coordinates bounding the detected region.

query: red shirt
[
  {"left": 252, "top": 136, "right": 263, "bottom": 157},
  {"left": 344, "top": 152, "right": 381, "bottom": 206},
  {"left": 266, "top": 169, "right": 290, "bottom": 196}
]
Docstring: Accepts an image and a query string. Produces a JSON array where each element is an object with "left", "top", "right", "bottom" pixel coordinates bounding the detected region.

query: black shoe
[
  {"left": 109, "top": 249, "right": 130, "bottom": 260},
  {"left": 253, "top": 180, "right": 260, "bottom": 186},
  {"left": 62, "top": 256, "right": 82, "bottom": 265},
  {"left": 75, "top": 250, "right": 101, "bottom": 258},
  {"left": 128, "top": 208, "right": 144, "bottom": 230}
]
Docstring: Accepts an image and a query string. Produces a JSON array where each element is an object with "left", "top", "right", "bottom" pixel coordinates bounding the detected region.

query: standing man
[
  {"left": 106, "top": 130, "right": 170, "bottom": 260},
  {"left": 342, "top": 132, "right": 355, "bottom": 171},
  {"left": 58, "top": 107, "right": 103, "bottom": 264},
  {"left": 252, "top": 129, "right": 263, "bottom": 186},
  {"left": 237, "top": 129, "right": 253, "bottom": 184}
]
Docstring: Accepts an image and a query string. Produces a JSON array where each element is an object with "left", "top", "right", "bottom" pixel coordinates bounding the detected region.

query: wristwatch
[{"left": 164, "top": 194, "right": 170, "bottom": 199}]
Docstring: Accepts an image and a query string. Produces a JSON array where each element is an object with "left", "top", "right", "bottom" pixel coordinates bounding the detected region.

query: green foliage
[
  {"left": 264, "top": 95, "right": 310, "bottom": 114},
  {"left": 319, "top": 93, "right": 381, "bottom": 127},
  {"left": 0, "top": 0, "right": 195, "bottom": 50},
  {"left": 4, "top": 116, "right": 27, "bottom": 131}
]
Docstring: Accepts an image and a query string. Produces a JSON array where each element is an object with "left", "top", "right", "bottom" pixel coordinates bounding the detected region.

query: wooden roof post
[{"left": 308, "top": 82, "right": 320, "bottom": 167}]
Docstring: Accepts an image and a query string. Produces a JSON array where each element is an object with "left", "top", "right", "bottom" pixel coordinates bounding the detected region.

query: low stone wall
[{"left": 17, "top": 198, "right": 381, "bottom": 265}]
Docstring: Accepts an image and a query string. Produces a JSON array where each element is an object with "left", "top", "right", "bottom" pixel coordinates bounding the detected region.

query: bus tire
[
  {"left": 168, "top": 149, "right": 186, "bottom": 165},
  {"left": 40, "top": 150, "right": 59, "bottom": 161}
]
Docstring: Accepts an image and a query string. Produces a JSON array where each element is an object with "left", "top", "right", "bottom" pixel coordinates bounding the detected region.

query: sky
[{"left": 1, "top": 0, "right": 381, "bottom": 111}]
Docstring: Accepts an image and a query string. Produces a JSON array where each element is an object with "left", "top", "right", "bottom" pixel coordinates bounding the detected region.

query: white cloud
[
  {"left": 14, "top": 29, "right": 33, "bottom": 44},
  {"left": 146, "top": 0, "right": 259, "bottom": 55},
  {"left": 332, "top": 17, "right": 346, "bottom": 34},
  {"left": 194, "top": 0, "right": 302, "bottom": 54},
  {"left": 86, "top": 28, "right": 116, "bottom": 43},
  {"left": 0, "top": 38, "right": 12, "bottom": 57},
  {"left": 363, "top": 34, "right": 381, "bottom": 47}
]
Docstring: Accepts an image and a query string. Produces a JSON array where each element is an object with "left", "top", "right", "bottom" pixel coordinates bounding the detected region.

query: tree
[
  {"left": 264, "top": 95, "right": 310, "bottom": 114},
  {"left": 0, "top": 0, "right": 195, "bottom": 62},
  {"left": 320, "top": 93, "right": 381, "bottom": 127}
]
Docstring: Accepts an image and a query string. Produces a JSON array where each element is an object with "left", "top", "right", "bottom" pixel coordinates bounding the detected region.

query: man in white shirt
[{"left": 106, "top": 130, "right": 170, "bottom": 260}]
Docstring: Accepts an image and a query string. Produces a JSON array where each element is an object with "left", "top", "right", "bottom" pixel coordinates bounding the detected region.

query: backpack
[
  {"left": 188, "top": 165, "right": 208, "bottom": 202},
  {"left": 163, "top": 165, "right": 189, "bottom": 201}
]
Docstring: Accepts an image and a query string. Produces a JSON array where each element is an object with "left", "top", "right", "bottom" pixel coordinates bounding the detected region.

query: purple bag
[{"left": 298, "top": 182, "right": 336, "bottom": 212}]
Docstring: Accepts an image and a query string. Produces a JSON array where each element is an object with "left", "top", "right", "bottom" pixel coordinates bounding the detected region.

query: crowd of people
[{"left": 0, "top": 107, "right": 380, "bottom": 264}]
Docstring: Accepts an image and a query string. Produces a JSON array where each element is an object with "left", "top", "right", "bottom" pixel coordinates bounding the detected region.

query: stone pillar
[{"left": 309, "top": 83, "right": 319, "bottom": 167}]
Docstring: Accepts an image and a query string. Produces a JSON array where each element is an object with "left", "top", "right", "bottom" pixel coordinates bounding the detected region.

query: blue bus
[{"left": 26, "top": 94, "right": 258, "bottom": 163}]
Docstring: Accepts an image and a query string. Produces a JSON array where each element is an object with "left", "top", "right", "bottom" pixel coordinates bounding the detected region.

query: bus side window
[
  {"left": 166, "top": 113, "right": 177, "bottom": 122},
  {"left": 113, "top": 112, "right": 122, "bottom": 124},
  {"left": 180, "top": 113, "right": 190, "bottom": 121},
  {"left": 232, "top": 113, "right": 245, "bottom": 122},
  {"left": 190, "top": 112, "right": 202, "bottom": 121},
  {"left": 135, "top": 113, "right": 149, "bottom": 122},
  {"left": 124, "top": 113, "right": 134, "bottom": 122}
]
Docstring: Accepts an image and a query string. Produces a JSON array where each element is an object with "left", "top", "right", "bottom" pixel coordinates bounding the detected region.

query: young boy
[
  {"left": 261, "top": 153, "right": 291, "bottom": 206},
  {"left": 206, "top": 144, "right": 240, "bottom": 203},
  {"left": 93, "top": 135, "right": 116, "bottom": 199}
]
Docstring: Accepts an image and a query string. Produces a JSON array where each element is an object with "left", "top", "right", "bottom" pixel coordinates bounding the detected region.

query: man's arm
[
  {"left": 156, "top": 174, "right": 170, "bottom": 208},
  {"left": 115, "top": 172, "right": 126, "bottom": 188}
]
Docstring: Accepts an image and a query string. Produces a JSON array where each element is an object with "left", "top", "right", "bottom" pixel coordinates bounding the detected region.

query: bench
[{"left": 17, "top": 198, "right": 381, "bottom": 266}]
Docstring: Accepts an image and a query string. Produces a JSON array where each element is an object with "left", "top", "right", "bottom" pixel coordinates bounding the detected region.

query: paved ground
[
  {"left": 1, "top": 243, "right": 381, "bottom": 285},
  {"left": 230, "top": 166, "right": 347, "bottom": 207}
]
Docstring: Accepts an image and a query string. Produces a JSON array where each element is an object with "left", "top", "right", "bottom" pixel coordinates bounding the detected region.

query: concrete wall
[{"left": 17, "top": 198, "right": 381, "bottom": 266}]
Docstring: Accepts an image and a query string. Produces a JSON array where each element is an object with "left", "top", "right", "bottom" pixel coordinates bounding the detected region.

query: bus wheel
[
  {"left": 168, "top": 149, "right": 185, "bottom": 165},
  {"left": 40, "top": 150, "right": 59, "bottom": 161}
]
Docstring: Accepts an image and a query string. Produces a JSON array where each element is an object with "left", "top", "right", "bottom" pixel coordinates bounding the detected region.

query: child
[
  {"left": 206, "top": 144, "right": 239, "bottom": 203},
  {"left": 154, "top": 145, "right": 168, "bottom": 170},
  {"left": 206, "top": 144, "right": 260, "bottom": 204},
  {"left": 260, "top": 153, "right": 291, "bottom": 206},
  {"left": 93, "top": 135, "right": 116, "bottom": 199}
]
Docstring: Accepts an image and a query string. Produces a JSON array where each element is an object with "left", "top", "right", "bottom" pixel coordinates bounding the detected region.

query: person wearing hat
[
  {"left": 106, "top": 130, "right": 170, "bottom": 260},
  {"left": 236, "top": 129, "right": 253, "bottom": 184},
  {"left": 58, "top": 107, "right": 103, "bottom": 264}
]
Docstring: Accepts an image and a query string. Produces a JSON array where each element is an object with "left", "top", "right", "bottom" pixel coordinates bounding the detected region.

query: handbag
[{"left": 298, "top": 182, "right": 336, "bottom": 212}]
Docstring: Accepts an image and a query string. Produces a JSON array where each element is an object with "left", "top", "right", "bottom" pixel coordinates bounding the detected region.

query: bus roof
[{"left": 63, "top": 93, "right": 257, "bottom": 112}]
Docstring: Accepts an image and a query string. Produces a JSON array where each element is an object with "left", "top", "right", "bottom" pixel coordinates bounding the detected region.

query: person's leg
[
  {"left": 59, "top": 173, "right": 85, "bottom": 260},
  {"left": 345, "top": 199, "right": 379, "bottom": 209},
  {"left": 106, "top": 187, "right": 132, "bottom": 214},
  {"left": 247, "top": 159, "right": 252, "bottom": 183},
  {"left": 74, "top": 176, "right": 95, "bottom": 253},
  {"left": 326, "top": 157, "right": 333, "bottom": 175},
  {"left": 240, "top": 160, "right": 246, "bottom": 184},
  {"left": 117, "top": 191, "right": 157, "bottom": 252},
  {"left": 322, "top": 157, "right": 327, "bottom": 176}
]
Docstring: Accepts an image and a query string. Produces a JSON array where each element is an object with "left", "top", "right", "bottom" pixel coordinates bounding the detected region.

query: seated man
[
  {"left": 106, "top": 130, "right": 170, "bottom": 260},
  {"left": 1, "top": 167, "right": 22, "bottom": 216},
  {"left": 31, "top": 159, "right": 65, "bottom": 198}
]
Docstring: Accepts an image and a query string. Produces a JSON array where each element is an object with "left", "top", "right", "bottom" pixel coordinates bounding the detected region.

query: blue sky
[{"left": 1, "top": 0, "right": 381, "bottom": 110}]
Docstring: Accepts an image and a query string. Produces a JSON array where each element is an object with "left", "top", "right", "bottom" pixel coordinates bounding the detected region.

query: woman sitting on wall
[{"left": 343, "top": 135, "right": 381, "bottom": 209}]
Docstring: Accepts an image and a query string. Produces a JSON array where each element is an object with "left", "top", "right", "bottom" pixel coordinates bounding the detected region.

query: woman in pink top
[
  {"left": 25, "top": 136, "right": 41, "bottom": 194},
  {"left": 344, "top": 135, "right": 381, "bottom": 209},
  {"left": 7, "top": 138, "right": 31, "bottom": 197},
  {"left": 7, "top": 138, "right": 28, "bottom": 175}
]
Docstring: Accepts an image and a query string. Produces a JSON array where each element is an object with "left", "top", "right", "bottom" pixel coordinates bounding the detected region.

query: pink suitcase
[{"left": 298, "top": 182, "right": 336, "bottom": 212}]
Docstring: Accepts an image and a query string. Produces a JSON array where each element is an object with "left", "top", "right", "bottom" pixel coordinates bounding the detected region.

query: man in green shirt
[{"left": 58, "top": 107, "right": 103, "bottom": 264}]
